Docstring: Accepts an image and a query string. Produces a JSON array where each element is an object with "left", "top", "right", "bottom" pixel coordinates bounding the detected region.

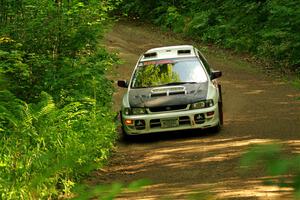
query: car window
[
  {"left": 197, "top": 50, "right": 211, "bottom": 75},
  {"left": 131, "top": 58, "right": 208, "bottom": 88}
]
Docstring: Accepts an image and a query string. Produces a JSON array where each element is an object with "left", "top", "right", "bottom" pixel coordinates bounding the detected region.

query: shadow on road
[{"left": 119, "top": 128, "right": 220, "bottom": 144}]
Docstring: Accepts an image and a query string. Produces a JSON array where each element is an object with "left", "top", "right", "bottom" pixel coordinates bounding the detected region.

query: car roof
[{"left": 140, "top": 45, "right": 196, "bottom": 61}]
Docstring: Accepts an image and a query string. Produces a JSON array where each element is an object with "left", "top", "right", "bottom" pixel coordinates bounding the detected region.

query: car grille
[{"left": 149, "top": 104, "right": 188, "bottom": 112}]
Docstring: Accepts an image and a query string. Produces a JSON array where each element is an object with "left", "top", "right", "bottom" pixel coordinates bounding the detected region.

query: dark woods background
[{"left": 118, "top": 0, "right": 300, "bottom": 73}]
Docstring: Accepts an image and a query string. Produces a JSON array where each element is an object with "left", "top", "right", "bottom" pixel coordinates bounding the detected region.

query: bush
[
  {"left": 0, "top": 91, "right": 117, "bottom": 199},
  {"left": 0, "top": 0, "right": 120, "bottom": 198}
]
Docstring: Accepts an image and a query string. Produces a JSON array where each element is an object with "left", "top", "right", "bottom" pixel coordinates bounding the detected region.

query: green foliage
[
  {"left": 0, "top": 39, "right": 49, "bottom": 101},
  {"left": 153, "top": 6, "right": 185, "bottom": 33},
  {"left": 134, "top": 64, "right": 180, "bottom": 87},
  {"left": 0, "top": 91, "right": 117, "bottom": 199},
  {"left": 72, "top": 179, "right": 151, "bottom": 200},
  {"left": 117, "top": 0, "right": 300, "bottom": 74},
  {"left": 47, "top": 48, "right": 119, "bottom": 107},
  {"left": 0, "top": 0, "right": 121, "bottom": 198},
  {"left": 241, "top": 144, "right": 300, "bottom": 199}
]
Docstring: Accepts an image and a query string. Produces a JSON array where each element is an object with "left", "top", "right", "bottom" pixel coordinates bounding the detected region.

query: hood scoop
[
  {"left": 169, "top": 90, "right": 185, "bottom": 95},
  {"left": 150, "top": 86, "right": 186, "bottom": 98},
  {"left": 128, "top": 82, "right": 208, "bottom": 108}
]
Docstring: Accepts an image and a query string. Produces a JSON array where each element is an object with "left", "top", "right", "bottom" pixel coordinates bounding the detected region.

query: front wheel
[
  {"left": 210, "top": 86, "right": 223, "bottom": 133},
  {"left": 209, "top": 103, "right": 222, "bottom": 133}
]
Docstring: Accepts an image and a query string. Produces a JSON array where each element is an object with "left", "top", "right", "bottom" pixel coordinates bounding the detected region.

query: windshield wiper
[
  {"left": 132, "top": 82, "right": 198, "bottom": 88},
  {"left": 160, "top": 82, "right": 198, "bottom": 86}
]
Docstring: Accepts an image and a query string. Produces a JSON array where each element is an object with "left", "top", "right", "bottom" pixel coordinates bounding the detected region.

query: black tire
[
  {"left": 120, "top": 126, "right": 132, "bottom": 141},
  {"left": 218, "top": 101, "right": 224, "bottom": 126},
  {"left": 118, "top": 111, "right": 133, "bottom": 141},
  {"left": 218, "top": 84, "right": 223, "bottom": 102},
  {"left": 210, "top": 123, "right": 221, "bottom": 133},
  {"left": 210, "top": 85, "right": 223, "bottom": 133},
  {"left": 218, "top": 84, "right": 224, "bottom": 125},
  {"left": 212, "top": 102, "right": 223, "bottom": 132}
]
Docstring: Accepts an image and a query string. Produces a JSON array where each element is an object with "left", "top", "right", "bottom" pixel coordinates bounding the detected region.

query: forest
[
  {"left": 118, "top": 0, "right": 300, "bottom": 74},
  {"left": 1, "top": 0, "right": 300, "bottom": 199}
]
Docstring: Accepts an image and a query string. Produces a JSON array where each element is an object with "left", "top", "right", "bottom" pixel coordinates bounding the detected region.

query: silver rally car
[{"left": 117, "top": 45, "right": 223, "bottom": 136}]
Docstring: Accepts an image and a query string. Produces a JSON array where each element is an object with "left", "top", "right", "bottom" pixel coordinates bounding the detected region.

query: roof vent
[
  {"left": 144, "top": 52, "right": 157, "bottom": 58},
  {"left": 178, "top": 50, "right": 191, "bottom": 55}
]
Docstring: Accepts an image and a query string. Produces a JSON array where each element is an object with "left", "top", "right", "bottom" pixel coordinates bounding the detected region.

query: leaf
[{"left": 266, "top": 159, "right": 290, "bottom": 176}]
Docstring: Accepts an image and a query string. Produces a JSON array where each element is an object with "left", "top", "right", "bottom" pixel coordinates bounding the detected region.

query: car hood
[{"left": 128, "top": 82, "right": 208, "bottom": 108}]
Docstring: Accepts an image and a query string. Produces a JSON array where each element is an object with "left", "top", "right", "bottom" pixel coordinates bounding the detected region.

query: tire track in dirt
[{"left": 90, "top": 21, "right": 300, "bottom": 200}]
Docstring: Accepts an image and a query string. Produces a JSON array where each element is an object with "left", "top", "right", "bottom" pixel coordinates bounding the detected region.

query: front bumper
[{"left": 121, "top": 105, "right": 220, "bottom": 135}]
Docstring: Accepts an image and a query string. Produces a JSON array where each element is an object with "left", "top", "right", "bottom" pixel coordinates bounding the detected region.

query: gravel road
[{"left": 88, "top": 21, "right": 300, "bottom": 200}]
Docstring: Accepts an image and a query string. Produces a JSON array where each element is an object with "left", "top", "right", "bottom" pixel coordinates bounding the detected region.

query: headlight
[
  {"left": 123, "top": 107, "right": 147, "bottom": 115},
  {"left": 132, "top": 108, "right": 147, "bottom": 115},
  {"left": 124, "top": 108, "right": 131, "bottom": 115},
  {"left": 190, "top": 99, "right": 214, "bottom": 109}
]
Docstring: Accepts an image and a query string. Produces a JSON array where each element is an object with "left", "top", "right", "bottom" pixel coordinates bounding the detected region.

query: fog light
[
  {"left": 124, "top": 108, "right": 131, "bottom": 115},
  {"left": 125, "top": 119, "right": 134, "bottom": 125}
]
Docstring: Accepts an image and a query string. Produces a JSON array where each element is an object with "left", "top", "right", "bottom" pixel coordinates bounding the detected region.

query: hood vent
[
  {"left": 150, "top": 86, "right": 186, "bottom": 97},
  {"left": 178, "top": 50, "right": 191, "bottom": 55},
  {"left": 169, "top": 91, "right": 185, "bottom": 95},
  {"left": 144, "top": 52, "right": 157, "bottom": 59},
  {"left": 151, "top": 92, "right": 167, "bottom": 97}
]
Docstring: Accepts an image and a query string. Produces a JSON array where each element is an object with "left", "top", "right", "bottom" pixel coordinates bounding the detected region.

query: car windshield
[{"left": 131, "top": 58, "right": 208, "bottom": 88}]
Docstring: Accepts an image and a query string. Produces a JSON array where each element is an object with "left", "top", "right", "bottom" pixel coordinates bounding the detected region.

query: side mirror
[
  {"left": 211, "top": 70, "right": 222, "bottom": 80},
  {"left": 117, "top": 80, "right": 128, "bottom": 88}
]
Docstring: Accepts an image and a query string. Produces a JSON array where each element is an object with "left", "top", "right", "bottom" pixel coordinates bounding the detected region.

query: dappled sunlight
[
  {"left": 273, "top": 101, "right": 290, "bottom": 105},
  {"left": 108, "top": 136, "right": 299, "bottom": 177},
  {"left": 285, "top": 140, "right": 300, "bottom": 153},
  {"left": 199, "top": 151, "right": 242, "bottom": 163},
  {"left": 214, "top": 178, "right": 293, "bottom": 200},
  {"left": 101, "top": 136, "right": 299, "bottom": 199},
  {"left": 136, "top": 138, "right": 274, "bottom": 170},
  {"left": 232, "top": 84, "right": 248, "bottom": 89},
  {"left": 244, "top": 90, "right": 265, "bottom": 95},
  {"left": 225, "top": 115, "right": 269, "bottom": 124},
  {"left": 117, "top": 183, "right": 214, "bottom": 200},
  {"left": 144, "top": 154, "right": 169, "bottom": 163},
  {"left": 151, "top": 137, "right": 271, "bottom": 154},
  {"left": 119, "top": 137, "right": 275, "bottom": 172},
  {"left": 117, "top": 178, "right": 293, "bottom": 200},
  {"left": 287, "top": 94, "right": 300, "bottom": 99}
]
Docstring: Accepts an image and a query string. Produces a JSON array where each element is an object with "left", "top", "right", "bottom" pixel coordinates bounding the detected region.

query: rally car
[{"left": 117, "top": 45, "right": 223, "bottom": 136}]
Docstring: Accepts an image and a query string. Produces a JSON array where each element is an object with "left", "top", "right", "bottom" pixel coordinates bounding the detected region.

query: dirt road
[{"left": 90, "top": 21, "right": 300, "bottom": 199}]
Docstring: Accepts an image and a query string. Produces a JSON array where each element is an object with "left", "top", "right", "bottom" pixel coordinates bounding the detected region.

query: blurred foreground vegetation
[
  {"left": 242, "top": 144, "right": 300, "bottom": 199},
  {"left": 0, "top": 0, "right": 121, "bottom": 198},
  {"left": 118, "top": 0, "right": 300, "bottom": 74}
]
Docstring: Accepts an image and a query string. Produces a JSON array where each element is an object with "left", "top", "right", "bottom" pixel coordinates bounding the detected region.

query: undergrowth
[{"left": 0, "top": 0, "right": 121, "bottom": 198}]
